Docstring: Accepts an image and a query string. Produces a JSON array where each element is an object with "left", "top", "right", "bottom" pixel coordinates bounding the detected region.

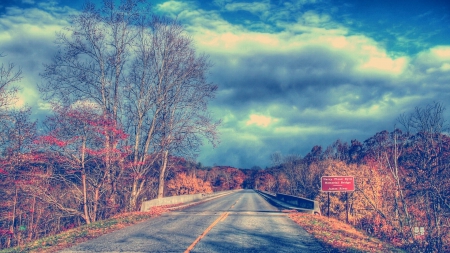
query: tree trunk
[
  {"left": 82, "top": 174, "right": 90, "bottom": 224},
  {"left": 81, "top": 138, "right": 90, "bottom": 224},
  {"left": 158, "top": 150, "right": 169, "bottom": 199},
  {"left": 93, "top": 187, "right": 99, "bottom": 222},
  {"left": 130, "top": 179, "right": 139, "bottom": 211}
]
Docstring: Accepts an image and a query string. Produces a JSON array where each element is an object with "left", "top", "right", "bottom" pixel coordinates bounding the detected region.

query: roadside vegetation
[
  {"left": 0, "top": 207, "right": 166, "bottom": 253},
  {"left": 290, "top": 213, "right": 405, "bottom": 253},
  {"left": 250, "top": 102, "right": 450, "bottom": 252}
]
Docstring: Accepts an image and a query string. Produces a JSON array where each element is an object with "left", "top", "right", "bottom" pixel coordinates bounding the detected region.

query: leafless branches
[
  {"left": 0, "top": 54, "right": 21, "bottom": 117},
  {"left": 39, "top": 0, "right": 220, "bottom": 210}
]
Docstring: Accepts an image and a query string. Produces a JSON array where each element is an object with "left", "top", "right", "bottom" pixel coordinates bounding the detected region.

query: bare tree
[
  {"left": 40, "top": 0, "right": 219, "bottom": 210},
  {"left": 398, "top": 101, "right": 450, "bottom": 252},
  {"left": 142, "top": 17, "right": 219, "bottom": 199},
  {"left": 0, "top": 54, "right": 22, "bottom": 149},
  {"left": 39, "top": 0, "right": 145, "bottom": 208},
  {"left": 364, "top": 129, "right": 412, "bottom": 238},
  {"left": 270, "top": 151, "right": 283, "bottom": 167},
  {"left": 0, "top": 54, "right": 21, "bottom": 112}
]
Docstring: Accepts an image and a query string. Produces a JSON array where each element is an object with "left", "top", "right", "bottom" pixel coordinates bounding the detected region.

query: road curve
[{"left": 60, "top": 189, "right": 325, "bottom": 253}]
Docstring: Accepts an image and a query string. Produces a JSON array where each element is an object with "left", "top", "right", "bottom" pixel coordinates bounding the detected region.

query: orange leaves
[
  {"left": 167, "top": 172, "right": 213, "bottom": 196},
  {"left": 206, "top": 166, "right": 246, "bottom": 191},
  {"left": 290, "top": 213, "right": 403, "bottom": 252}
]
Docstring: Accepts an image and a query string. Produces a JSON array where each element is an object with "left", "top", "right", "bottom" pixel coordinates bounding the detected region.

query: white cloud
[
  {"left": 274, "top": 125, "right": 332, "bottom": 134},
  {"left": 155, "top": 1, "right": 193, "bottom": 16},
  {"left": 359, "top": 56, "right": 408, "bottom": 75},
  {"left": 37, "top": 101, "right": 52, "bottom": 111},
  {"left": 413, "top": 46, "right": 450, "bottom": 76},
  {"left": 224, "top": 1, "right": 270, "bottom": 15},
  {"left": 246, "top": 114, "right": 278, "bottom": 127},
  {"left": 183, "top": 1, "right": 450, "bottom": 168},
  {"left": 431, "top": 46, "right": 450, "bottom": 59},
  {"left": 440, "top": 63, "right": 450, "bottom": 72},
  {"left": 0, "top": 5, "right": 74, "bottom": 112},
  {"left": 301, "top": 11, "right": 331, "bottom": 25},
  {"left": 426, "top": 63, "right": 450, "bottom": 73}
]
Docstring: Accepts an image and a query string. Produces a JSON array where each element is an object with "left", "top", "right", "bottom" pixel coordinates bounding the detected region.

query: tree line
[{"left": 249, "top": 101, "right": 450, "bottom": 253}]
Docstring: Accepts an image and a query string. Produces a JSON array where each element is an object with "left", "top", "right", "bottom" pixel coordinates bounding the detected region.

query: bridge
[{"left": 60, "top": 190, "right": 324, "bottom": 253}]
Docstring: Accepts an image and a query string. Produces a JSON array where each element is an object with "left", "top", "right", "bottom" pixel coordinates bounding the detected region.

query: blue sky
[{"left": 1, "top": 0, "right": 450, "bottom": 168}]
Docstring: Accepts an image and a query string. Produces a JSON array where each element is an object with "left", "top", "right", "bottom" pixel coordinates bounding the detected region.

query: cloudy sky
[{"left": 1, "top": 0, "right": 450, "bottom": 169}]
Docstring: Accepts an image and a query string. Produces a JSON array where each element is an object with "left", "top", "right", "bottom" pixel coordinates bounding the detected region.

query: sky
[{"left": 1, "top": 0, "right": 450, "bottom": 169}]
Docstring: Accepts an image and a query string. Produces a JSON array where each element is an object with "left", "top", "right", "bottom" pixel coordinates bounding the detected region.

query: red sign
[{"left": 321, "top": 176, "right": 355, "bottom": 192}]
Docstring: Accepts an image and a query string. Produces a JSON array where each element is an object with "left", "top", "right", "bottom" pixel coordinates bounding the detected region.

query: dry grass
[
  {"left": 0, "top": 207, "right": 167, "bottom": 253},
  {"left": 289, "top": 213, "right": 406, "bottom": 253}
]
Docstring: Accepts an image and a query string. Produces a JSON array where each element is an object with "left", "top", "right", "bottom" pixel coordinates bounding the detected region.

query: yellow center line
[
  {"left": 184, "top": 212, "right": 229, "bottom": 253},
  {"left": 220, "top": 212, "right": 229, "bottom": 221}
]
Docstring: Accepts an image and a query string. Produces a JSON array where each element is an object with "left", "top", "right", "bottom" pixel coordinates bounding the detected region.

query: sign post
[{"left": 321, "top": 176, "right": 355, "bottom": 221}]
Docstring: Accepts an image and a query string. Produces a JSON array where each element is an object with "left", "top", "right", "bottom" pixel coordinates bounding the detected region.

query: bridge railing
[
  {"left": 140, "top": 193, "right": 203, "bottom": 211},
  {"left": 140, "top": 190, "right": 238, "bottom": 211},
  {"left": 257, "top": 190, "right": 321, "bottom": 215}
]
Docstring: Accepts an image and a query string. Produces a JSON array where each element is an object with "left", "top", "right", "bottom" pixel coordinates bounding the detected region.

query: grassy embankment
[
  {"left": 289, "top": 212, "right": 406, "bottom": 253},
  {"left": 0, "top": 207, "right": 167, "bottom": 253}
]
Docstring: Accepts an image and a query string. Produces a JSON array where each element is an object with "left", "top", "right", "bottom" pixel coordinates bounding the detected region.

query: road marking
[
  {"left": 220, "top": 212, "right": 229, "bottom": 221},
  {"left": 184, "top": 212, "right": 229, "bottom": 253}
]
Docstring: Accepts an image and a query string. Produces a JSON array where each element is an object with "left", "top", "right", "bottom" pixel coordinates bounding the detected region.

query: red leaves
[
  {"left": 35, "top": 135, "right": 67, "bottom": 147},
  {"left": 40, "top": 105, "right": 131, "bottom": 167},
  {"left": 0, "top": 229, "right": 13, "bottom": 237}
]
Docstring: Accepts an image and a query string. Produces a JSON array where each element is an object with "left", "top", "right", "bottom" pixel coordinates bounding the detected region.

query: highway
[{"left": 60, "top": 190, "right": 325, "bottom": 253}]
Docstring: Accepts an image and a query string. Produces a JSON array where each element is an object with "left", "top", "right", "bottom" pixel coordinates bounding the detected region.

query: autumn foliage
[
  {"left": 253, "top": 104, "right": 450, "bottom": 252},
  {"left": 0, "top": 107, "right": 243, "bottom": 249},
  {"left": 290, "top": 213, "right": 404, "bottom": 252},
  {"left": 1, "top": 104, "right": 450, "bottom": 253}
]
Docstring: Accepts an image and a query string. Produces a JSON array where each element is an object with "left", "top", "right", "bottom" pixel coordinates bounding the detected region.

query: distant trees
[
  {"left": 258, "top": 102, "right": 450, "bottom": 252},
  {"left": 166, "top": 172, "right": 213, "bottom": 196}
]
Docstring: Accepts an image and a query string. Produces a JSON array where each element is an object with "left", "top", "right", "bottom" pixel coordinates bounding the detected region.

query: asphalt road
[{"left": 60, "top": 190, "right": 325, "bottom": 253}]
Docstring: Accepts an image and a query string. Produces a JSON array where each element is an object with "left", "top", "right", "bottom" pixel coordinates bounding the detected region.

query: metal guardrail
[{"left": 257, "top": 190, "right": 321, "bottom": 215}]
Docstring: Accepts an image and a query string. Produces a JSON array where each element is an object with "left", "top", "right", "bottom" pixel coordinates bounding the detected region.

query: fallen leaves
[{"left": 289, "top": 213, "right": 406, "bottom": 253}]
